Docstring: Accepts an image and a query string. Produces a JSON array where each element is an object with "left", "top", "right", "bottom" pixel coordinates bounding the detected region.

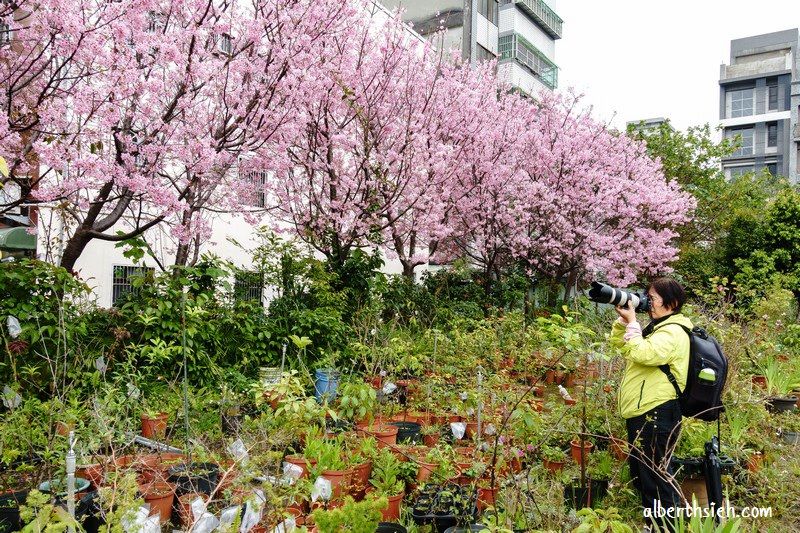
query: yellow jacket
[{"left": 611, "top": 314, "right": 692, "bottom": 419}]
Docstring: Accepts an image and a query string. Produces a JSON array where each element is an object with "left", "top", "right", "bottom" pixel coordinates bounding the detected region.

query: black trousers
[{"left": 626, "top": 399, "right": 682, "bottom": 532}]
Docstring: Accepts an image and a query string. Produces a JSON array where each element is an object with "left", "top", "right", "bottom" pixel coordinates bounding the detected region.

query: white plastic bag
[
  {"left": 227, "top": 439, "right": 249, "bottom": 466},
  {"left": 310, "top": 477, "right": 332, "bottom": 503},
  {"left": 450, "top": 422, "right": 466, "bottom": 440},
  {"left": 6, "top": 316, "right": 21, "bottom": 339}
]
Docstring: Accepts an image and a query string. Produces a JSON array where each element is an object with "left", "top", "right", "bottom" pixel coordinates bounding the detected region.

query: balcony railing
[
  {"left": 512, "top": 0, "right": 563, "bottom": 39},
  {"left": 498, "top": 33, "right": 558, "bottom": 90}
]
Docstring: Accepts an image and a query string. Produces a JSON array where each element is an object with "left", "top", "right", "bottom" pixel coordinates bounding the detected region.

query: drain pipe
[{"left": 124, "top": 432, "right": 183, "bottom": 453}]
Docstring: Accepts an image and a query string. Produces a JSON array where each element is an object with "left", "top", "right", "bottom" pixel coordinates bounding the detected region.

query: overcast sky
[{"left": 555, "top": 1, "right": 800, "bottom": 133}]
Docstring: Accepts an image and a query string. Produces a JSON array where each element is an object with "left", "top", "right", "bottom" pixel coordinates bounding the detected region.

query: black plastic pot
[
  {"left": 168, "top": 462, "right": 220, "bottom": 496},
  {"left": 76, "top": 491, "right": 105, "bottom": 533},
  {"left": 718, "top": 455, "right": 738, "bottom": 474},
  {"left": 221, "top": 413, "right": 243, "bottom": 435},
  {"left": 672, "top": 456, "right": 704, "bottom": 477},
  {"left": 376, "top": 523, "right": 407, "bottom": 533},
  {"left": 766, "top": 396, "right": 797, "bottom": 413},
  {"left": 390, "top": 422, "right": 422, "bottom": 444},
  {"left": 0, "top": 490, "right": 28, "bottom": 533},
  {"left": 564, "top": 480, "right": 604, "bottom": 510},
  {"left": 782, "top": 430, "right": 800, "bottom": 445},
  {"left": 410, "top": 483, "right": 477, "bottom": 533}
]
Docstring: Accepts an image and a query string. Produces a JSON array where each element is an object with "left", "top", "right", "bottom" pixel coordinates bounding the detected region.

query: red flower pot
[
  {"left": 570, "top": 440, "right": 594, "bottom": 465},
  {"left": 140, "top": 481, "right": 176, "bottom": 522},
  {"left": 141, "top": 412, "right": 168, "bottom": 439}
]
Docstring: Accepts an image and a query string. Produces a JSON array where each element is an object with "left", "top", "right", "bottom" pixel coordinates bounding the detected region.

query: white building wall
[
  {"left": 476, "top": 14, "right": 498, "bottom": 55},
  {"left": 498, "top": 61, "right": 550, "bottom": 97}
]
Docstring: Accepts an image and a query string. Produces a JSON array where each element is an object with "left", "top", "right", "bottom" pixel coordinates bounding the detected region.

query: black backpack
[{"left": 658, "top": 324, "right": 728, "bottom": 421}]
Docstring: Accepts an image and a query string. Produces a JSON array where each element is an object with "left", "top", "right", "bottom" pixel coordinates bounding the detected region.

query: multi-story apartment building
[
  {"left": 380, "top": 0, "right": 562, "bottom": 96},
  {"left": 719, "top": 28, "right": 800, "bottom": 182}
]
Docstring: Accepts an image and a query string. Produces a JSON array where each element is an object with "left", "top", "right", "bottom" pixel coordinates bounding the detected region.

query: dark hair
[{"left": 649, "top": 278, "right": 686, "bottom": 313}]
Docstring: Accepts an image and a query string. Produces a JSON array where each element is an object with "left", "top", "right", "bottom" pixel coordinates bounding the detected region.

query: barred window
[
  {"left": 0, "top": 1, "right": 11, "bottom": 47},
  {"left": 112, "top": 265, "right": 154, "bottom": 306},
  {"left": 234, "top": 271, "right": 263, "bottom": 304},
  {"left": 242, "top": 169, "right": 267, "bottom": 208}
]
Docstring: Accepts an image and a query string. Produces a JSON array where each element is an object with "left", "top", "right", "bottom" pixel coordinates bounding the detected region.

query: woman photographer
[{"left": 611, "top": 277, "right": 691, "bottom": 532}]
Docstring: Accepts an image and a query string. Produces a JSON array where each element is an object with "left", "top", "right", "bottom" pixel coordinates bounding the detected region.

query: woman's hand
[{"left": 614, "top": 302, "right": 636, "bottom": 324}]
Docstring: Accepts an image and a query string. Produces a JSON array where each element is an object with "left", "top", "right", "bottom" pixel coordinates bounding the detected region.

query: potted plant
[
  {"left": 367, "top": 448, "right": 406, "bottom": 522},
  {"left": 140, "top": 391, "right": 172, "bottom": 439},
  {"left": 762, "top": 356, "right": 800, "bottom": 412},
  {"left": 423, "top": 445, "right": 459, "bottom": 484},
  {"left": 138, "top": 480, "right": 176, "bottom": 522},
  {"left": 304, "top": 437, "right": 351, "bottom": 502},
  {"left": 542, "top": 444, "right": 567, "bottom": 475},
  {"left": 310, "top": 495, "right": 385, "bottom": 531},
  {"left": 337, "top": 381, "right": 377, "bottom": 427}
]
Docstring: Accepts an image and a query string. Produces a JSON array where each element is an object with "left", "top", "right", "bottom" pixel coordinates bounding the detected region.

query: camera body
[{"left": 587, "top": 281, "right": 651, "bottom": 313}]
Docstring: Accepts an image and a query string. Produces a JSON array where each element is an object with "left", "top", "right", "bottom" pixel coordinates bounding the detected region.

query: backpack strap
[{"left": 655, "top": 323, "right": 692, "bottom": 398}]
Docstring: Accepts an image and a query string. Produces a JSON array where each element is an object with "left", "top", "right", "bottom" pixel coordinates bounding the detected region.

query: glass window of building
[
  {"left": 727, "top": 127, "right": 754, "bottom": 156},
  {"left": 767, "top": 122, "right": 778, "bottom": 148},
  {"left": 727, "top": 165, "right": 754, "bottom": 180},
  {"left": 768, "top": 85, "right": 778, "bottom": 111},
  {"left": 478, "top": 0, "right": 498, "bottom": 25},
  {"left": 729, "top": 88, "right": 754, "bottom": 118},
  {"left": 766, "top": 163, "right": 777, "bottom": 176}
]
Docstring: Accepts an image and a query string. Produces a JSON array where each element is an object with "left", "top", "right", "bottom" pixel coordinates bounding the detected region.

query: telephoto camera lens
[{"left": 587, "top": 281, "right": 651, "bottom": 313}]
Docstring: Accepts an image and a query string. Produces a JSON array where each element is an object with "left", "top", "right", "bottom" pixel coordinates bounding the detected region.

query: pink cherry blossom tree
[
  {"left": 509, "top": 91, "right": 694, "bottom": 300},
  {"left": 266, "top": 7, "right": 454, "bottom": 275},
  {"left": 0, "top": 0, "right": 358, "bottom": 270}
]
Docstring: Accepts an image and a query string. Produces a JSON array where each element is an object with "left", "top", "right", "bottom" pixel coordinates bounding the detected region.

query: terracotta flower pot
[
  {"left": 178, "top": 492, "right": 210, "bottom": 527},
  {"left": 350, "top": 461, "right": 372, "bottom": 501},
  {"left": 284, "top": 455, "right": 316, "bottom": 479},
  {"left": 320, "top": 468, "right": 354, "bottom": 500},
  {"left": 747, "top": 452, "right": 765, "bottom": 473},
  {"left": 140, "top": 481, "right": 176, "bottom": 522},
  {"left": 77, "top": 463, "right": 106, "bottom": 489},
  {"left": 364, "top": 424, "right": 399, "bottom": 449},
  {"left": 543, "top": 458, "right": 565, "bottom": 475},
  {"left": 570, "top": 440, "right": 594, "bottom": 465},
  {"left": 367, "top": 490, "right": 404, "bottom": 522},
  {"left": 141, "top": 412, "right": 169, "bottom": 439},
  {"left": 423, "top": 433, "right": 440, "bottom": 447},
  {"left": 477, "top": 484, "right": 499, "bottom": 512},
  {"left": 610, "top": 438, "right": 629, "bottom": 461}
]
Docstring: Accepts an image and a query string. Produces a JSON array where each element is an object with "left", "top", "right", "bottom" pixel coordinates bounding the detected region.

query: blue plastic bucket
[{"left": 314, "top": 368, "right": 340, "bottom": 402}]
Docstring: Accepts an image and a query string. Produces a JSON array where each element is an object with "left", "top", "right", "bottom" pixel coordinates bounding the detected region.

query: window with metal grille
[
  {"left": 112, "top": 265, "right": 154, "bottom": 306},
  {"left": 214, "top": 33, "right": 233, "bottom": 55},
  {"left": 234, "top": 271, "right": 263, "bottom": 304},
  {"left": 0, "top": 1, "right": 11, "bottom": 46},
  {"left": 242, "top": 169, "right": 267, "bottom": 208}
]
